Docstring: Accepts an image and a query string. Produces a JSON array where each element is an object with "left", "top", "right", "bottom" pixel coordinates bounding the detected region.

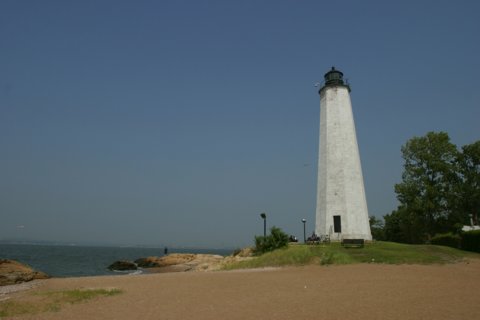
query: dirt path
[{"left": 6, "top": 260, "right": 480, "bottom": 320}]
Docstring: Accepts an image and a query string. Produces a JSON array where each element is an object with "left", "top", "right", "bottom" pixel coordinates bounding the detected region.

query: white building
[{"left": 315, "top": 67, "right": 372, "bottom": 241}]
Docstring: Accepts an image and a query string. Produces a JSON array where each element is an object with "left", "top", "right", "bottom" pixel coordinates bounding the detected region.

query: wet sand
[{"left": 6, "top": 260, "right": 480, "bottom": 320}]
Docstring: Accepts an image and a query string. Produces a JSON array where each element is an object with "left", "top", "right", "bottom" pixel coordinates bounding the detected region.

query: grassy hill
[{"left": 224, "top": 241, "right": 480, "bottom": 270}]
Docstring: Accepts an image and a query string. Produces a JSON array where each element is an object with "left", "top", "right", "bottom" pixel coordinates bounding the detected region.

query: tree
[
  {"left": 369, "top": 216, "right": 385, "bottom": 240},
  {"left": 384, "top": 206, "right": 425, "bottom": 243},
  {"left": 391, "top": 132, "right": 459, "bottom": 242},
  {"left": 384, "top": 209, "right": 405, "bottom": 243},
  {"left": 384, "top": 132, "right": 480, "bottom": 244},
  {"left": 456, "top": 141, "right": 480, "bottom": 225}
]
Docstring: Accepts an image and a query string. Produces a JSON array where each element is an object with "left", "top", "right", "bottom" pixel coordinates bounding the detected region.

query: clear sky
[{"left": 1, "top": 0, "right": 479, "bottom": 248}]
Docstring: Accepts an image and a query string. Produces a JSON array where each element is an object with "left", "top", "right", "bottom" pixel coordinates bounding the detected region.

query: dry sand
[{"left": 4, "top": 260, "right": 480, "bottom": 320}]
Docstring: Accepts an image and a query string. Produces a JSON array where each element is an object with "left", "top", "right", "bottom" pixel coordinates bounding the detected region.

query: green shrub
[
  {"left": 431, "top": 233, "right": 461, "bottom": 249},
  {"left": 461, "top": 230, "right": 480, "bottom": 253},
  {"left": 254, "top": 226, "right": 289, "bottom": 255}
]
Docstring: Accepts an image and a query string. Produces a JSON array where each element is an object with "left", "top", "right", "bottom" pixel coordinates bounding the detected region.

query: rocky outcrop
[
  {"left": 233, "top": 247, "right": 253, "bottom": 258},
  {"left": 135, "top": 254, "right": 196, "bottom": 268},
  {"left": 222, "top": 248, "right": 254, "bottom": 266},
  {"left": 0, "top": 259, "right": 49, "bottom": 286},
  {"left": 135, "top": 254, "right": 226, "bottom": 272},
  {"left": 188, "top": 254, "right": 226, "bottom": 272},
  {"left": 134, "top": 257, "right": 159, "bottom": 268},
  {"left": 108, "top": 260, "right": 138, "bottom": 271},
  {"left": 110, "top": 249, "right": 255, "bottom": 274}
]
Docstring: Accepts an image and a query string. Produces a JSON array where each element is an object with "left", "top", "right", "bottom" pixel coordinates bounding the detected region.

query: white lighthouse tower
[{"left": 315, "top": 67, "right": 372, "bottom": 241}]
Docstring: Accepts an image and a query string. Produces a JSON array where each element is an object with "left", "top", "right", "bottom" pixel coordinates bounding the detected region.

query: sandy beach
[{"left": 2, "top": 259, "right": 479, "bottom": 320}]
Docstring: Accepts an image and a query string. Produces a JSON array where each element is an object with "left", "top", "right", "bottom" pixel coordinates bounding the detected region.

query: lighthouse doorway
[{"left": 333, "top": 215, "right": 342, "bottom": 233}]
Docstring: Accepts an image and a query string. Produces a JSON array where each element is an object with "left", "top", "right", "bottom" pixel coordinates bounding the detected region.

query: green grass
[
  {"left": 0, "top": 288, "right": 122, "bottom": 317},
  {"left": 223, "top": 241, "right": 479, "bottom": 270},
  {"left": 38, "top": 288, "right": 122, "bottom": 304}
]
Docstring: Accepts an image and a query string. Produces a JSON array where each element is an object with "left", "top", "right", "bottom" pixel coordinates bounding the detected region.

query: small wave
[
  {"left": 111, "top": 269, "right": 142, "bottom": 275},
  {"left": 129, "top": 269, "right": 143, "bottom": 275}
]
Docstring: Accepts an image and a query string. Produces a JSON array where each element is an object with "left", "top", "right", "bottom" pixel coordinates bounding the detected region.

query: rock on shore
[
  {"left": 108, "top": 260, "right": 138, "bottom": 271},
  {"left": 135, "top": 254, "right": 225, "bottom": 272},
  {"left": 0, "top": 259, "right": 49, "bottom": 286},
  {"left": 105, "top": 249, "right": 254, "bottom": 274}
]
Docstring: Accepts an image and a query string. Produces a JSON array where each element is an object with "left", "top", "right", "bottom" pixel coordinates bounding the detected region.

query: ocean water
[{"left": 0, "top": 244, "right": 232, "bottom": 277}]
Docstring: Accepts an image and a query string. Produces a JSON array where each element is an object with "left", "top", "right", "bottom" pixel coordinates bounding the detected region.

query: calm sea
[{"left": 0, "top": 244, "right": 232, "bottom": 277}]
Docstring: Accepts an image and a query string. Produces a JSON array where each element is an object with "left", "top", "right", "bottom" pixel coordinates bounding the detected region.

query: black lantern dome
[{"left": 319, "top": 67, "right": 350, "bottom": 93}]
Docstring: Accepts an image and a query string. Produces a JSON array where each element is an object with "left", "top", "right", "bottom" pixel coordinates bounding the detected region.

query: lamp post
[
  {"left": 260, "top": 212, "right": 267, "bottom": 237},
  {"left": 301, "top": 219, "right": 306, "bottom": 243}
]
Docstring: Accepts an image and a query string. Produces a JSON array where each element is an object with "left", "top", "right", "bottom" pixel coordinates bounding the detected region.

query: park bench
[
  {"left": 341, "top": 239, "right": 364, "bottom": 248},
  {"left": 306, "top": 234, "right": 330, "bottom": 245}
]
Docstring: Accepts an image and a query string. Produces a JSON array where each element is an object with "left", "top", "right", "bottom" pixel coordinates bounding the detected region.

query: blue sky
[{"left": 1, "top": 0, "right": 479, "bottom": 248}]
